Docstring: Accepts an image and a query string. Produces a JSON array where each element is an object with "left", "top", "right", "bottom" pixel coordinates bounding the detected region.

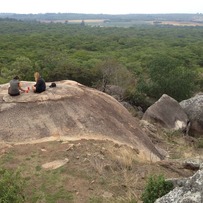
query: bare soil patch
[{"left": 157, "top": 21, "right": 203, "bottom": 26}]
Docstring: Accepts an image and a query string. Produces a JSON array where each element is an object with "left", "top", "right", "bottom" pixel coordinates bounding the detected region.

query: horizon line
[{"left": 0, "top": 12, "right": 203, "bottom": 15}]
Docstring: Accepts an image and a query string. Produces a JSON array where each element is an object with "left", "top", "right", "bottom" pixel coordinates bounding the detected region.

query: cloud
[{"left": 0, "top": 0, "right": 202, "bottom": 14}]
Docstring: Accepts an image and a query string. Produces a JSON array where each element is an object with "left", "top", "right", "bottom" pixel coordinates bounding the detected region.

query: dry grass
[
  {"left": 108, "top": 145, "right": 139, "bottom": 170},
  {"left": 159, "top": 21, "right": 203, "bottom": 26},
  {"left": 0, "top": 136, "right": 197, "bottom": 203},
  {"left": 89, "top": 156, "right": 106, "bottom": 175}
]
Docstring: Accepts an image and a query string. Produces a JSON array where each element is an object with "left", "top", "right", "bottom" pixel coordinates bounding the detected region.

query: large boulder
[
  {"left": 142, "top": 94, "right": 189, "bottom": 131},
  {"left": 155, "top": 169, "right": 203, "bottom": 203},
  {"left": 180, "top": 93, "right": 203, "bottom": 135},
  {"left": 0, "top": 80, "right": 163, "bottom": 162}
]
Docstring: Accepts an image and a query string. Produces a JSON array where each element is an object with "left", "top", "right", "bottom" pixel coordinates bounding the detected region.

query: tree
[
  {"left": 80, "top": 20, "right": 85, "bottom": 26},
  {"left": 10, "top": 57, "right": 33, "bottom": 81},
  {"left": 140, "top": 54, "right": 198, "bottom": 101},
  {"left": 96, "top": 58, "right": 133, "bottom": 92}
]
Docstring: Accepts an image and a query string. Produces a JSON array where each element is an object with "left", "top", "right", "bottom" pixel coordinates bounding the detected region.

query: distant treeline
[{"left": 0, "top": 13, "right": 203, "bottom": 23}]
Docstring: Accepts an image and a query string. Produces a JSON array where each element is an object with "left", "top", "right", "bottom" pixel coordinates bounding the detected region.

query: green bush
[
  {"left": 124, "top": 88, "right": 155, "bottom": 111},
  {"left": 144, "top": 55, "right": 198, "bottom": 101},
  {"left": 0, "top": 168, "right": 25, "bottom": 203},
  {"left": 141, "top": 175, "right": 173, "bottom": 203}
]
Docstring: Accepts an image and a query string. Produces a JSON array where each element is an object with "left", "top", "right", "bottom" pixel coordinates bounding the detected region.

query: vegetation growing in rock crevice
[{"left": 141, "top": 175, "right": 174, "bottom": 203}]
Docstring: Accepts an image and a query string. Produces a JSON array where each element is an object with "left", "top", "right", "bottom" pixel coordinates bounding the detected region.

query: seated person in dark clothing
[
  {"left": 32, "top": 72, "right": 46, "bottom": 93},
  {"left": 8, "top": 76, "right": 26, "bottom": 96}
]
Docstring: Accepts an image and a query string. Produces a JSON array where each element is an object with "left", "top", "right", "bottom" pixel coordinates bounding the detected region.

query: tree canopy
[{"left": 0, "top": 18, "right": 203, "bottom": 106}]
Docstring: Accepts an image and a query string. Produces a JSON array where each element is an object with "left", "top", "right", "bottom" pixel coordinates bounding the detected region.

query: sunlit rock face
[
  {"left": 180, "top": 93, "right": 203, "bottom": 135},
  {"left": 142, "top": 94, "right": 189, "bottom": 132},
  {"left": 155, "top": 169, "right": 203, "bottom": 203},
  {"left": 0, "top": 80, "right": 163, "bottom": 162}
]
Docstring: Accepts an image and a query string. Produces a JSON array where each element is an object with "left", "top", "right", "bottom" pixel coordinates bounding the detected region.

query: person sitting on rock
[
  {"left": 32, "top": 72, "right": 46, "bottom": 93},
  {"left": 8, "top": 76, "right": 26, "bottom": 96}
]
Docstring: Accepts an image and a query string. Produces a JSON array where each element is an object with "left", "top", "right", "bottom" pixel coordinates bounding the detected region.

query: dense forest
[{"left": 0, "top": 17, "right": 203, "bottom": 109}]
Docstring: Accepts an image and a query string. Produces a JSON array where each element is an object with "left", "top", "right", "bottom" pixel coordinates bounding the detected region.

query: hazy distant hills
[
  {"left": 0, "top": 13, "right": 203, "bottom": 27},
  {"left": 0, "top": 13, "right": 202, "bottom": 22}
]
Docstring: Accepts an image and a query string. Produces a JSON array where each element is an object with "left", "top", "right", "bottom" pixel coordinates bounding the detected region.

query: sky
[{"left": 0, "top": 0, "right": 203, "bottom": 15}]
